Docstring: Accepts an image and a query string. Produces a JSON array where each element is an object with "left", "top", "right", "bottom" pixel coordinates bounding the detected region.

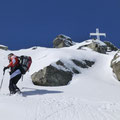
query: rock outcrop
[
  {"left": 31, "top": 65, "right": 73, "bottom": 86},
  {"left": 78, "top": 39, "right": 107, "bottom": 54},
  {"left": 31, "top": 38, "right": 118, "bottom": 86},
  {"left": 0, "top": 45, "right": 8, "bottom": 50},
  {"left": 53, "top": 34, "right": 74, "bottom": 48},
  {"left": 111, "top": 50, "right": 120, "bottom": 81},
  {"left": 104, "top": 41, "right": 118, "bottom": 51},
  {"left": 31, "top": 59, "right": 95, "bottom": 86}
]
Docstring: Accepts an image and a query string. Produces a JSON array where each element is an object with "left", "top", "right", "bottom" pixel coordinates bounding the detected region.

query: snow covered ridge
[
  {"left": 1, "top": 38, "right": 120, "bottom": 120},
  {"left": 30, "top": 38, "right": 120, "bottom": 86},
  {"left": 53, "top": 34, "right": 118, "bottom": 53}
]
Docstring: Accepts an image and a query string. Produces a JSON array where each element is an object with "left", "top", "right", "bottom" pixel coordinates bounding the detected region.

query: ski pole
[
  {"left": 21, "top": 75, "right": 23, "bottom": 81},
  {"left": 0, "top": 71, "right": 5, "bottom": 91}
]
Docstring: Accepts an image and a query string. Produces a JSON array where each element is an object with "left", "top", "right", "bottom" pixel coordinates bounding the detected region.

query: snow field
[{"left": 0, "top": 41, "right": 120, "bottom": 120}]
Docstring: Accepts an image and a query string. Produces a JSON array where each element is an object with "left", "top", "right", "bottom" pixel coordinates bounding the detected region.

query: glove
[{"left": 3, "top": 66, "right": 9, "bottom": 72}]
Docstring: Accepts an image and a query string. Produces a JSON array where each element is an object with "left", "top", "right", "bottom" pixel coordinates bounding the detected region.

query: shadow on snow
[{"left": 21, "top": 87, "right": 63, "bottom": 97}]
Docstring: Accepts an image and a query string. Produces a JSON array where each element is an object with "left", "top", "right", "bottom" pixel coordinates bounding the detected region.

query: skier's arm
[
  {"left": 3, "top": 66, "right": 9, "bottom": 72},
  {"left": 3, "top": 59, "right": 13, "bottom": 72}
]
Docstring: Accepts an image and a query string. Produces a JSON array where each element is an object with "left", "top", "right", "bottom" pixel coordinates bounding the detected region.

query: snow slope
[{"left": 0, "top": 41, "right": 120, "bottom": 120}]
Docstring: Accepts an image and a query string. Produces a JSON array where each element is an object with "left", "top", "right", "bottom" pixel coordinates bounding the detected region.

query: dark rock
[
  {"left": 31, "top": 65, "right": 73, "bottom": 86},
  {"left": 72, "top": 59, "right": 88, "bottom": 68},
  {"left": 72, "top": 59, "right": 95, "bottom": 68},
  {"left": 32, "top": 46, "right": 37, "bottom": 50},
  {"left": 72, "top": 68, "right": 80, "bottom": 74},
  {"left": 53, "top": 34, "right": 74, "bottom": 48},
  {"left": 0, "top": 45, "right": 8, "bottom": 50},
  {"left": 83, "top": 60, "right": 95, "bottom": 67},
  {"left": 111, "top": 51, "right": 120, "bottom": 81},
  {"left": 78, "top": 40, "right": 107, "bottom": 54},
  {"left": 104, "top": 41, "right": 118, "bottom": 51}
]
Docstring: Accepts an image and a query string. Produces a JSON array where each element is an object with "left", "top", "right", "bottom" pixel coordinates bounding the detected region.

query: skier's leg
[
  {"left": 9, "top": 78, "right": 16, "bottom": 94},
  {"left": 12, "top": 74, "right": 22, "bottom": 92}
]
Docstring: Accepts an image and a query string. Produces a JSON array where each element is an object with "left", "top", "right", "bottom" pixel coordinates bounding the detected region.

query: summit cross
[{"left": 90, "top": 28, "right": 106, "bottom": 40}]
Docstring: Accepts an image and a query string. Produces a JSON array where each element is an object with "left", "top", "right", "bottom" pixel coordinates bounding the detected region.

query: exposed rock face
[
  {"left": 31, "top": 65, "right": 73, "bottom": 86},
  {"left": 53, "top": 34, "right": 74, "bottom": 48},
  {"left": 78, "top": 39, "right": 107, "bottom": 54},
  {"left": 0, "top": 45, "right": 8, "bottom": 50},
  {"left": 104, "top": 41, "right": 118, "bottom": 51},
  {"left": 31, "top": 59, "right": 95, "bottom": 86},
  {"left": 72, "top": 59, "right": 94, "bottom": 68},
  {"left": 88, "top": 42, "right": 107, "bottom": 54},
  {"left": 111, "top": 51, "right": 120, "bottom": 81}
]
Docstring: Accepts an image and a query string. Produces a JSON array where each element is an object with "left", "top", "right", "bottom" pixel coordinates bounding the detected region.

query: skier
[{"left": 3, "top": 53, "right": 22, "bottom": 94}]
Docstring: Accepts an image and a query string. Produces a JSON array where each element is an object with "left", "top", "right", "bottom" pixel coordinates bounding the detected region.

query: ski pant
[{"left": 9, "top": 74, "right": 22, "bottom": 93}]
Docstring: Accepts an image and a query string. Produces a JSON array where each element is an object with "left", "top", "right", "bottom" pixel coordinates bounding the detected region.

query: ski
[{"left": 0, "top": 92, "right": 23, "bottom": 97}]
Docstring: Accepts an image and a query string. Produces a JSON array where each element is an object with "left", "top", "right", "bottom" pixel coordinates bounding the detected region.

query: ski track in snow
[
  {"left": 34, "top": 96, "right": 119, "bottom": 120},
  {"left": 36, "top": 96, "right": 120, "bottom": 120},
  {"left": 1, "top": 95, "right": 119, "bottom": 120}
]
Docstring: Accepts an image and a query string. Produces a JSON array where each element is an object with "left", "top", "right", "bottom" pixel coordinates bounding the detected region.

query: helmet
[
  {"left": 8, "top": 53, "right": 14, "bottom": 57},
  {"left": 8, "top": 53, "right": 14, "bottom": 60}
]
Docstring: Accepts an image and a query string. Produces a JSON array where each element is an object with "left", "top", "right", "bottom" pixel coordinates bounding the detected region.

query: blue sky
[{"left": 0, "top": 0, "right": 120, "bottom": 50}]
